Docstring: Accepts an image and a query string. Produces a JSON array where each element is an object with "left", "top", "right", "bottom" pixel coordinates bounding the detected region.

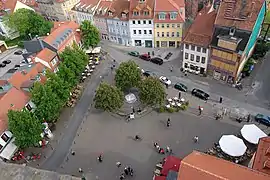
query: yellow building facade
[{"left": 154, "top": 23, "right": 183, "bottom": 48}]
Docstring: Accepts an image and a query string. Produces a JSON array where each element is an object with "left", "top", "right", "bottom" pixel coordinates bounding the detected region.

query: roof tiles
[{"left": 36, "top": 48, "right": 57, "bottom": 63}]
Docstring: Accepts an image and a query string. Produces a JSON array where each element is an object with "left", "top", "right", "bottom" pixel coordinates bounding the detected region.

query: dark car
[
  {"left": 14, "top": 50, "right": 23, "bottom": 55},
  {"left": 2, "top": 60, "right": 11, "bottom": 64},
  {"left": 255, "top": 114, "right": 270, "bottom": 126},
  {"left": 128, "top": 51, "right": 139, "bottom": 57},
  {"left": 0, "top": 63, "right": 6, "bottom": 67},
  {"left": 150, "top": 57, "right": 163, "bottom": 65},
  {"left": 174, "top": 82, "right": 187, "bottom": 92},
  {"left": 143, "top": 71, "right": 157, "bottom": 77},
  {"left": 191, "top": 88, "right": 209, "bottom": 100},
  {"left": 139, "top": 54, "right": 151, "bottom": 61}
]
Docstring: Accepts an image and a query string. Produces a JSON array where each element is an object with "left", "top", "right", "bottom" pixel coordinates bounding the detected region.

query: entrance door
[
  {"left": 118, "top": 38, "right": 123, "bottom": 44},
  {"left": 156, "top": 41, "right": 160, "bottom": 48},
  {"left": 200, "top": 67, "right": 205, "bottom": 74},
  {"left": 145, "top": 40, "right": 153, "bottom": 48}
]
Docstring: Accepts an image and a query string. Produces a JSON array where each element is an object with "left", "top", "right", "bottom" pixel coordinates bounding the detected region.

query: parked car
[
  {"left": 150, "top": 57, "right": 163, "bottom": 65},
  {"left": 2, "top": 60, "right": 11, "bottom": 64},
  {"left": 0, "top": 63, "right": 6, "bottom": 67},
  {"left": 255, "top": 114, "right": 270, "bottom": 126},
  {"left": 128, "top": 51, "right": 139, "bottom": 57},
  {"left": 159, "top": 76, "right": 172, "bottom": 86},
  {"left": 143, "top": 71, "right": 157, "bottom": 77},
  {"left": 174, "top": 82, "right": 187, "bottom": 92},
  {"left": 139, "top": 54, "right": 151, "bottom": 61},
  {"left": 191, "top": 88, "right": 209, "bottom": 100},
  {"left": 14, "top": 50, "right": 23, "bottom": 55}
]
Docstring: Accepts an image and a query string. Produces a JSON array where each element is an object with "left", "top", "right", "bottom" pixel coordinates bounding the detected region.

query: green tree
[
  {"left": 94, "top": 82, "right": 124, "bottom": 112},
  {"left": 80, "top": 20, "right": 100, "bottom": 49},
  {"left": 115, "top": 61, "right": 142, "bottom": 91},
  {"left": 31, "top": 82, "right": 62, "bottom": 122},
  {"left": 139, "top": 77, "right": 166, "bottom": 106},
  {"left": 5, "top": 8, "right": 52, "bottom": 38},
  {"left": 8, "top": 109, "right": 43, "bottom": 148}
]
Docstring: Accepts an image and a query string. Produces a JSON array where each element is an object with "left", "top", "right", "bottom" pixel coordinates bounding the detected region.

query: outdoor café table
[
  {"left": 84, "top": 69, "right": 88, "bottom": 72},
  {"left": 180, "top": 98, "right": 185, "bottom": 102},
  {"left": 167, "top": 98, "right": 173, "bottom": 102},
  {"left": 154, "top": 169, "right": 161, "bottom": 176},
  {"left": 173, "top": 97, "right": 179, "bottom": 101},
  {"left": 91, "top": 65, "right": 96, "bottom": 69},
  {"left": 87, "top": 73, "right": 91, "bottom": 76},
  {"left": 90, "top": 69, "right": 94, "bottom": 73},
  {"left": 89, "top": 62, "right": 93, "bottom": 65},
  {"left": 156, "top": 163, "right": 163, "bottom": 169},
  {"left": 171, "top": 102, "right": 176, "bottom": 106},
  {"left": 176, "top": 103, "right": 181, "bottom": 107},
  {"left": 165, "top": 104, "right": 170, "bottom": 108}
]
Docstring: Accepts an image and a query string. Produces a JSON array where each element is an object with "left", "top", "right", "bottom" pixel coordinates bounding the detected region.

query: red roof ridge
[{"left": 167, "top": 0, "right": 180, "bottom": 10}]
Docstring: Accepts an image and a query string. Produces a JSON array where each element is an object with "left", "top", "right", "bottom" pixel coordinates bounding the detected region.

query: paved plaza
[{"left": 58, "top": 108, "right": 240, "bottom": 180}]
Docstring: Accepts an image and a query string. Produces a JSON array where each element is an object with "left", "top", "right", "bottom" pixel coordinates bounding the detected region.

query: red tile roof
[
  {"left": 18, "top": 0, "right": 38, "bottom": 7},
  {"left": 178, "top": 151, "right": 270, "bottom": 180},
  {"left": 129, "top": 0, "right": 155, "bottom": 19},
  {"left": 94, "top": 0, "right": 113, "bottom": 18},
  {"left": 72, "top": 0, "right": 100, "bottom": 12},
  {"left": 2, "top": 0, "right": 18, "bottom": 13},
  {"left": 36, "top": 48, "right": 57, "bottom": 63},
  {"left": 183, "top": 5, "right": 217, "bottom": 47},
  {"left": 252, "top": 137, "right": 270, "bottom": 175},
  {"left": 155, "top": 0, "right": 184, "bottom": 12},
  {"left": 107, "top": 0, "right": 130, "bottom": 21},
  {"left": 0, "top": 87, "right": 30, "bottom": 134},
  {"left": 214, "top": 0, "right": 265, "bottom": 31},
  {"left": 44, "top": 21, "right": 80, "bottom": 51}
]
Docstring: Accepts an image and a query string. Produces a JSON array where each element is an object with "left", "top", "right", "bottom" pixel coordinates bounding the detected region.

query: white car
[{"left": 159, "top": 76, "right": 172, "bottom": 86}]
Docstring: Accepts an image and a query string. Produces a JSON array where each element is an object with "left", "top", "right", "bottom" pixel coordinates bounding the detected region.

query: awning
[
  {"left": 219, "top": 135, "right": 247, "bottom": 157},
  {"left": 161, "top": 156, "right": 181, "bottom": 176},
  {"left": 91, "top": 47, "right": 101, "bottom": 54},
  {"left": 154, "top": 176, "right": 166, "bottom": 180},
  {"left": 241, "top": 124, "right": 267, "bottom": 144},
  {"left": 0, "top": 138, "right": 18, "bottom": 160}
]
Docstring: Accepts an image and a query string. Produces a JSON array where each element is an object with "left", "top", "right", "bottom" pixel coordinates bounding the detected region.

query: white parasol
[
  {"left": 219, "top": 135, "right": 247, "bottom": 157},
  {"left": 241, "top": 124, "right": 267, "bottom": 144}
]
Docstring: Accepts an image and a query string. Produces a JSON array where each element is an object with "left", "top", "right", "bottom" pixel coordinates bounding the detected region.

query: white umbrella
[
  {"left": 241, "top": 124, "right": 267, "bottom": 144},
  {"left": 219, "top": 135, "right": 247, "bottom": 157}
]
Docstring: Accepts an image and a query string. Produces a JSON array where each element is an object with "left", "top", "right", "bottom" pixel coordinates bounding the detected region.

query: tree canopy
[
  {"left": 139, "top": 77, "right": 166, "bottom": 106},
  {"left": 5, "top": 8, "right": 52, "bottom": 38},
  {"left": 115, "top": 61, "right": 142, "bottom": 91},
  {"left": 94, "top": 82, "right": 124, "bottom": 112},
  {"left": 8, "top": 109, "right": 43, "bottom": 148},
  {"left": 80, "top": 20, "right": 100, "bottom": 49}
]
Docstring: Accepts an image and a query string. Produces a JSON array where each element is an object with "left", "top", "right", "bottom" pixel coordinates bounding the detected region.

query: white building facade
[{"left": 182, "top": 44, "right": 209, "bottom": 74}]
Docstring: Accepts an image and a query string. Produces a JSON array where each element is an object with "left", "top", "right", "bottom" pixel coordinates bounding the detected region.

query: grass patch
[{"left": 5, "top": 36, "right": 24, "bottom": 47}]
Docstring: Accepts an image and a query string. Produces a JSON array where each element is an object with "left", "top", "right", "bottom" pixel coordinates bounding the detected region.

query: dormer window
[
  {"left": 133, "top": 11, "right": 139, "bottom": 16},
  {"left": 122, "top": 12, "right": 127, "bottom": 18},
  {"left": 144, "top": 11, "right": 149, "bottom": 16},
  {"left": 158, "top": 12, "right": 166, "bottom": 20},
  {"left": 229, "top": 27, "right": 235, "bottom": 36},
  {"left": 139, "top": 0, "right": 145, "bottom": 2},
  {"left": 108, "top": 11, "right": 113, "bottom": 16},
  {"left": 170, "top": 12, "right": 177, "bottom": 20}
]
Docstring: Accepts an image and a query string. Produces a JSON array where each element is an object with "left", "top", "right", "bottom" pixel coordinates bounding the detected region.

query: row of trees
[
  {"left": 8, "top": 45, "right": 89, "bottom": 148},
  {"left": 94, "top": 61, "right": 166, "bottom": 112}
]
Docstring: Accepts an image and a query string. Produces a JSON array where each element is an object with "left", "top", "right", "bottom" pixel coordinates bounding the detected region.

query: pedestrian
[
  {"left": 178, "top": 91, "right": 181, "bottom": 99},
  {"left": 159, "top": 148, "right": 165, "bottom": 154},
  {"left": 167, "top": 118, "right": 171, "bottom": 127},
  {"left": 98, "top": 154, "right": 103, "bottom": 162},
  {"left": 130, "top": 168, "right": 134, "bottom": 176},
  {"left": 132, "top": 107, "right": 135, "bottom": 113},
  {"left": 166, "top": 146, "right": 171, "bottom": 153},
  {"left": 154, "top": 142, "right": 158, "bottom": 148},
  {"left": 71, "top": 151, "right": 75, "bottom": 156},
  {"left": 170, "top": 66, "right": 173, "bottom": 72},
  {"left": 116, "top": 161, "right": 121, "bottom": 167},
  {"left": 78, "top": 168, "right": 83, "bottom": 173},
  {"left": 247, "top": 114, "right": 251, "bottom": 122},
  {"left": 135, "top": 134, "right": 140, "bottom": 140},
  {"left": 219, "top": 97, "right": 223, "bottom": 103},
  {"left": 124, "top": 167, "right": 129, "bottom": 175},
  {"left": 166, "top": 84, "right": 168, "bottom": 89},
  {"left": 198, "top": 106, "right": 203, "bottom": 115},
  {"left": 120, "top": 173, "right": 125, "bottom": 180},
  {"left": 194, "top": 136, "right": 199, "bottom": 143}
]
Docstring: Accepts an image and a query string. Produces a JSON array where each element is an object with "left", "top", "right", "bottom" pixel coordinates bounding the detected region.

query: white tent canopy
[
  {"left": 241, "top": 124, "right": 267, "bottom": 144},
  {"left": 219, "top": 135, "right": 247, "bottom": 157}
]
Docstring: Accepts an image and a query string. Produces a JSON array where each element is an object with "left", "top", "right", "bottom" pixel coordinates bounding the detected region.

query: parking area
[{"left": 0, "top": 48, "right": 24, "bottom": 78}]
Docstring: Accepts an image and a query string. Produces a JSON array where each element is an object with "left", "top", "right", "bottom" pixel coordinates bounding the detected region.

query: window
[
  {"left": 172, "top": 32, "right": 175, "bottom": 37},
  {"left": 172, "top": 24, "right": 175, "bottom": 28},
  {"left": 133, "top": 11, "right": 139, "bottom": 16},
  {"left": 191, "top": 45, "right": 195, "bottom": 50},
  {"left": 162, "top": 32, "right": 164, "bottom": 37},
  {"left": 177, "top": 24, "right": 180, "bottom": 28},
  {"left": 157, "top": 32, "right": 160, "bottom": 37},
  {"left": 185, "top": 53, "right": 188, "bottom": 59},
  {"left": 201, "top": 57, "right": 206, "bottom": 64},
  {"left": 167, "top": 32, "right": 169, "bottom": 37},
  {"left": 51, "top": 58, "right": 58, "bottom": 66},
  {"left": 138, "top": 20, "right": 141, "bottom": 24},
  {"left": 122, "top": 13, "right": 126, "bottom": 18},
  {"left": 170, "top": 12, "right": 177, "bottom": 20},
  {"left": 144, "top": 11, "right": 149, "bottom": 16},
  {"left": 184, "top": 63, "right": 188, "bottom": 68},
  {"left": 149, "top": 20, "right": 152, "bottom": 24},
  {"left": 202, "top": 48, "right": 207, "bottom": 53},
  {"left": 196, "top": 56, "right": 200, "bottom": 62},
  {"left": 132, "top": 20, "right": 135, "bottom": 24},
  {"left": 133, "top": 30, "right": 136, "bottom": 34},
  {"left": 25, "top": 103, "right": 33, "bottom": 111},
  {"left": 158, "top": 12, "right": 166, "bottom": 20},
  {"left": 149, "top": 30, "right": 152, "bottom": 34},
  {"left": 176, "top": 32, "right": 180, "bottom": 37},
  {"left": 143, "top": 20, "right": 146, "bottom": 24},
  {"left": 167, "top": 24, "right": 170, "bottom": 28},
  {"left": 156, "top": 24, "right": 159, "bottom": 28},
  {"left": 197, "top": 47, "right": 201, "bottom": 52},
  {"left": 144, "top": 30, "right": 147, "bottom": 34},
  {"left": 139, "top": 30, "right": 141, "bottom": 34},
  {"left": 161, "top": 24, "right": 164, "bottom": 28},
  {"left": 190, "top": 54, "right": 194, "bottom": 61},
  {"left": 185, "top": 44, "right": 189, "bottom": 49}
]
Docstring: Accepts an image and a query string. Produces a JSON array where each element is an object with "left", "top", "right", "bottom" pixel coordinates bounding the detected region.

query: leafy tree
[
  {"left": 139, "top": 77, "right": 166, "bottom": 106},
  {"left": 5, "top": 8, "right": 52, "bottom": 38},
  {"left": 80, "top": 20, "right": 100, "bottom": 49},
  {"left": 94, "top": 82, "right": 124, "bottom": 112},
  {"left": 115, "top": 61, "right": 142, "bottom": 91},
  {"left": 31, "top": 82, "right": 62, "bottom": 122},
  {"left": 8, "top": 109, "right": 43, "bottom": 148}
]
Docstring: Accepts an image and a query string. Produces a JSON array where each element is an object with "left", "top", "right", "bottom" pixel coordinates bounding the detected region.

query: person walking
[
  {"left": 124, "top": 167, "right": 129, "bottom": 175},
  {"left": 97, "top": 154, "right": 103, "bottom": 162},
  {"left": 178, "top": 91, "right": 181, "bottom": 99},
  {"left": 170, "top": 66, "right": 173, "bottom": 72},
  {"left": 166, "top": 146, "right": 172, "bottom": 154},
  {"left": 247, "top": 114, "right": 251, "bottom": 122},
  {"left": 167, "top": 118, "right": 171, "bottom": 127},
  {"left": 78, "top": 168, "right": 83, "bottom": 173},
  {"left": 194, "top": 136, "right": 199, "bottom": 143},
  {"left": 198, "top": 106, "right": 203, "bottom": 115},
  {"left": 219, "top": 97, "right": 223, "bottom": 103},
  {"left": 116, "top": 161, "right": 121, "bottom": 168},
  {"left": 120, "top": 173, "right": 125, "bottom": 180}
]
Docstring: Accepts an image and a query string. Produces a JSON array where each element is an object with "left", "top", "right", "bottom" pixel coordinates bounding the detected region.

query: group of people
[
  {"left": 119, "top": 166, "right": 134, "bottom": 179},
  {"left": 154, "top": 142, "right": 172, "bottom": 155}
]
